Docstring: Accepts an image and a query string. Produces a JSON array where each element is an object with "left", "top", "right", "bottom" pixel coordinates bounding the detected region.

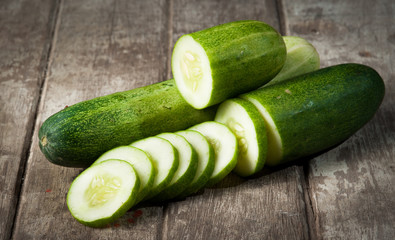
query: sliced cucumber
[
  {"left": 130, "top": 137, "right": 178, "bottom": 200},
  {"left": 176, "top": 130, "right": 215, "bottom": 197},
  {"left": 152, "top": 133, "right": 198, "bottom": 201},
  {"left": 265, "top": 36, "right": 320, "bottom": 86},
  {"left": 190, "top": 121, "right": 238, "bottom": 186},
  {"left": 67, "top": 159, "right": 140, "bottom": 228},
  {"left": 172, "top": 20, "right": 286, "bottom": 109},
  {"left": 93, "top": 146, "right": 154, "bottom": 203},
  {"left": 215, "top": 98, "right": 267, "bottom": 177}
]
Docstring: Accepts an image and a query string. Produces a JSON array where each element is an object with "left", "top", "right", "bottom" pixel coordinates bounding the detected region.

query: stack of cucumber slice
[{"left": 66, "top": 20, "right": 384, "bottom": 228}]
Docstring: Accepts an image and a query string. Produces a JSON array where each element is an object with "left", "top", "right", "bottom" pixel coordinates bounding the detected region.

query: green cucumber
[
  {"left": 92, "top": 146, "right": 154, "bottom": 203},
  {"left": 67, "top": 159, "right": 140, "bottom": 228},
  {"left": 172, "top": 20, "right": 286, "bottom": 109},
  {"left": 215, "top": 98, "right": 267, "bottom": 177},
  {"left": 39, "top": 79, "right": 216, "bottom": 168},
  {"left": 190, "top": 121, "right": 238, "bottom": 186},
  {"left": 265, "top": 36, "right": 320, "bottom": 86},
  {"left": 153, "top": 133, "right": 198, "bottom": 201},
  {"left": 176, "top": 130, "right": 215, "bottom": 197},
  {"left": 240, "top": 63, "right": 385, "bottom": 166},
  {"left": 131, "top": 137, "right": 178, "bottom": 200}
]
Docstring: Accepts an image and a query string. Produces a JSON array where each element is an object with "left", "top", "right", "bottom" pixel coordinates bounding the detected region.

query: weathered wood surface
[
  {"left": 0, "top": 0, "right": 393, "bottom": 239},
  {"left": 281, "top": 0, "right": 395, "bottom": 239},
  {"left": 0, "top": 1, "right": 57, "bottom": 239}
]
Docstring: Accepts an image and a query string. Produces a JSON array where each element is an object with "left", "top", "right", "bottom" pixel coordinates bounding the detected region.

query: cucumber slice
[
  {"left": 176, "top": 130, "right": 215, "bottom": 197},
  {"left": 93, "top": 146, "right": 154, "bottom": 203},
  {"left": 153, "top": 133, "right": 198, "bottom": 201},
  {"left": 67, "top": 159, "right": 140, "bottom": 228},
  {"left": 266, "top": 36, "right": 320, "bottom": 86},
  {"left": 172, "top": 20, "right": 286, "bottom": 109},
  {"left": 215, "top": 98, "right": 267, "bottom": 177},
  {"left": 131, "top": 137, "right": 178, "bottom": 200},
  {"left": 190, "top": 121, "right": 238, "bottom": 186}
]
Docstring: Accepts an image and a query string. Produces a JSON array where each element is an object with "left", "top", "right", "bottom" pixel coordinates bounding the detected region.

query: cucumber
[
  {"left": 67, "top": 159, "right": 140, "bottom": 227},
  {"left": 92, "top": 146, "right": 154, "bottom": 203},
  {"left": 215, "top": 98, "right": 267, "bottom": 177},
  {"left": 153, "top": 133, "right": 198, "bottom": 201},
  {"left": 172, "top": 20, "right": 286, "bottom": 109},
  {"left": 131, "top": 137, "right": 179, "bottom": 200},
  {"left": 39, "top": 79, "right": 216, "bottom": 168},
  {"left": 190, "top": 121, "right": 238, "bottom": 186},
  {"left": 240, "top": 63, "right": 385, "bottom": 166},
  {"left": 176, "top": 130, "right": 215, "bottom": 197},
  {"left": 265, "top": 36, "right": 320, "bottom": 86}
]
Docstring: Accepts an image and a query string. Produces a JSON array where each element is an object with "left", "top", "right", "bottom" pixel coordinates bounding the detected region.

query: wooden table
[{"left": 1, "top": 0, "right": 394, "bottom": 239}]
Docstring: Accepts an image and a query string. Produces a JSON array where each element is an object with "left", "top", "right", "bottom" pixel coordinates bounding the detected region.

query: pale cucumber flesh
[
  {"left": 190, "top": 121, "right": 238, "bottom": 186},
  {"left": 131, "top": 137, "right": 178, "bottom": 200},
  {"left": 215, "top": 99, "right": 267, "bottom": 176},
  {"left": 154, "top": 133, "right": 197, "bottom": 201},
  {"left": 172, "top": 35, "right": 213, "bottom": 109},
  {"left": 67, "top": 159, "right": 139, "bottom": 227},
  {"left": 176, "top": 130, "right": 215, "bottom": 197},
  {"left": 93, "top": 146, "right": 154, "bottom": 203}
]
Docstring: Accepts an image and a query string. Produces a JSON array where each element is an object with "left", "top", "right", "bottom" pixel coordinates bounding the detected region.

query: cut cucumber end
[
  {"left": 67, "top": 159, "right": 140, "bottom": 228},
  {"left": 266, "top": 36, "right": 320, "bottom": 86},
  {"left": 176, "top": 130, "right": 215, "bottom": 197},
  {"left": 190, "top": 121, "right": 238, "bottom": 186},
  {"left": 93, "top": 146, "right": 154, "bottom": 203},
  {"left": 215, "top": 99, "right": 267, "bottom": 177},
  {"left": 153, "top": 133, "right": 198, "bottom": 201},
  {"left": 131, "top": 137, "right": 179, "bottom": 200},
  {"left": 172, "top": 35, "right": 213, "bottom": 109},
  {"left": 240, "top": 96, "right": 283, "bottom": 166}
]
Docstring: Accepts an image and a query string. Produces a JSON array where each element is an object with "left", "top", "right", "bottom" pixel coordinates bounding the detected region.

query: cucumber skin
[
  {"left": 188, "top": 20, "right": 286, "bottom": 106},
  {"left": 39, "top": 79, "right": 217, "bottom": 168},
  {"left": 241, "top": 63, "right": 385, "bottom": 165}
]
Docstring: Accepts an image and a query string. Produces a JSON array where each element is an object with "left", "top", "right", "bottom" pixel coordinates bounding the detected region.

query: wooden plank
[
  {"left": 12, "top": 0, "right": 170, "bottom": 239},
  {"left": 0, "top": 0, "right": 57, "bottom": 239},
  {"left": 162, "top": 1, "right": 310, "bottom": 239},
  {"left": 280, "top": 0, "right": 395, "bottom": 238}
]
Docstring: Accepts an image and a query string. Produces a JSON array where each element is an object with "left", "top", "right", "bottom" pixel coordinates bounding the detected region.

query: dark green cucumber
[
  {"left": 172, "top": 20, "right": 286, "bottom": 109},
  {"left": 39, "top": 79, "right": 217, "bottom": 167},
  {"left": 240, "top": 63, "right": 385, "bottom": 166}
]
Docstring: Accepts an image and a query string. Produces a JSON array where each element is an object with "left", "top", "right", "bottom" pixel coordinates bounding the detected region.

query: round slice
[
  {"left": 190, "top": 121, "right": 238, "bottom": 186},
  {"left": 131, "top": 137, "right": 178, "bottom": 200},
  {"left": 215, "top": 98, "right": 267, "bottom": 177},
  {"left": 93, "top": 146, "right": 154, "bottom": 203},
  {"left": 153, "top": 133, "right": 198, "bottom": 201},
  {"left": 67, "top": 159, "right": 140, "bottom": 228},
  {"left": 176, "top": 130, "right": 215, "bottom": 198}
]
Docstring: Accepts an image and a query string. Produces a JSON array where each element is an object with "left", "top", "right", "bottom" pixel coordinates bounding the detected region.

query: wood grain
[
  {"left": 12, "top": 0, "right": 170, "bottom": 239},
  {"left": 0, "top": 1, "right": 57, "bottom": 239},
  {"left": 281, "top": 0, "right": 395, "bottom": 239},
  {"left": 162, "top": 1, "right": 310, "bottom": 239}
]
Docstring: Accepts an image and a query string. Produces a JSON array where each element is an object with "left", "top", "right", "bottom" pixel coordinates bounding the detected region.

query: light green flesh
[
  {"left": 67, "top": 159, "right": 139, "bottom": 227},
  {"left": 215, "top": 100, "right": 264, "bottom": 176},
  {"left": 154, "top": 133, "right": 197, "bottom": 200},
  {"left": 241, "top": 97, "right": 282, "bottom": 166},
  {"left": 93, "top": 146, "right": 154, "bottom": 202},
  {"left": 172, "top": 35, "right": 213, "bottom": 109},
  {"left": 265, "top": 36, "right": 320, "bottom": 86},
  {"left": 176, "top": 130, "right": 215, "bottom": 197},
  {"left": 190, "top": 121, "right": 238, "bottom": 186},
  {"left": 131, "top": 137, "right": 178, "bottom": 199}
]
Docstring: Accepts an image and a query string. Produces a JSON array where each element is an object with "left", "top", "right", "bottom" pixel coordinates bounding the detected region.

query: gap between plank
[
  {"left": 165, "top": 0, "right": 174, "bottom": 80},
  {"left": 9, "top": 0, "right": 63, "bottom": 239},
  {"left": 275, "top": 0, "right": 287, "bottom": 35}
]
